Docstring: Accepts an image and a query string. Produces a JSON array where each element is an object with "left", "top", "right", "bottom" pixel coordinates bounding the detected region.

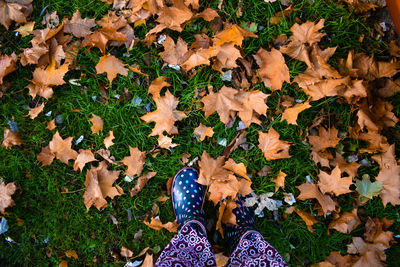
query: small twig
[{"left": 60, "top": 188, "right": 85, "bottom": 194}]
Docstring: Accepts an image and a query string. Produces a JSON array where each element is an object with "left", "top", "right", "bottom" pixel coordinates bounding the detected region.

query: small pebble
[{"left": 55, "top": 114, "right": 64, "bottom": 124}]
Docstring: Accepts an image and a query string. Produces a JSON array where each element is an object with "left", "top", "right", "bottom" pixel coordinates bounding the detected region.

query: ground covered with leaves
[{"left": 1, "top": 0, "right": 400, "bottom": 266}]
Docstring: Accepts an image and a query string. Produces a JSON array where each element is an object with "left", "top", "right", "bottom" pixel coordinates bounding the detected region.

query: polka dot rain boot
[
  {"left": 172, "top": 167, "right": 206, "bottom": 230},
  {"left": 224, "top": 194, "right": 255, "bottom": 254}
]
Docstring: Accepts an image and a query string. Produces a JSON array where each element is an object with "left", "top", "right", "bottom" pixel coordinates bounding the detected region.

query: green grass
[{"left": 1, "top": 0, "right": 399, "bottom": 266}]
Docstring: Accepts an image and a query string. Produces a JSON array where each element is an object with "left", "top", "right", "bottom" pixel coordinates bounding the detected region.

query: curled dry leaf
[
  {"left": 148, "top": 76, "right": 170, "bottom": 99},
  {"left": 142, "top": 253, "right": 153, "bottom": 267},
  {"left": 281, "top": 100, "right": 311, "bottom": 125},
  {"left": 89, "top": 114, "right": 103, "bottom": 134},
  {"left": 0, "top": 181, "right": 16, "bottom": 214},
  {"left": 27, "top": 103, "right": 45, "bottom": 120},
  {"left": 295, "top": 209, "right": 318, "bottom": 232},
  {"left": 121, "top": 146, "right": 146, "bottom": 177},
  {"left": 158, "top": 135, "right": 178, "bottom": 150},
  {"left": 120, "top": 246, "right": 133, "bottom": 258},
  {"left": 48, "top": 131, "right": 78, "bottom": 165},
  {"left": 216, "top": 198, "right": 237, "bottom": 236},
  {"left": 83, "top": 161, "right": 123, "bottom": 210},
  {"left": 329, "top": 209, "right": 360, "bottom": 234},
  {"left": 143, "top": 217, "right": 178, "bottom": 233},
  {"left": 194, "top": 123, "right": 214, "bottom": 141},
  {"left": 73, "top": 149, "right": 97, "bottom": 172},
  {"left": 2, "top": 128, "right": 23, "bottom": 149},
  {"left": 297, "top": 182, "right": 336, "bottom": 214},
  {"left": 258, "top": 128, "right": 291, "bottom": 161},
  {"left": 95, "top": 54, "right": 128, "bottom": 83},
  {"left": 0, "top": 52, "right": 17, "bottom": 84},
  {"left": 104, "top": 131, "right": 115, "bottom": 149},
  {"left": 130, "top": 172, "right": 157, "bottom": 197},
  {"left": 140, "top": 90, "right": 187, "bottom": 136},
  {"left": 273, "top": 171, "right": 286, "bottom": 192}
]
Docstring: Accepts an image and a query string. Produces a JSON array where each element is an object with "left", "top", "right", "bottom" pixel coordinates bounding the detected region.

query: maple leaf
[
  {"left": 0, "top": 0, "right": 33, "bottom": 30},
  {"left": 20, "top": 45, "right": 48, "bottom": 66},
  {"left": 197, "top": 151, "right": 231, "bottom": 186},
  {"left": 194, "top": 123, "right": 214, "bottom": 141},
  {"left": 130, "top": 172, "right": 157, "bottom": 197},
  {"left": 89, "top": 114, "right": 104, "bottom": 134},
  {"left": 347, "top": 237, "right": 388, "bottom": 267},
  {"left": 159, "top": 36, "right": 189, "bottom": 65},
  {"left": 14, "top": 21, "right": 34, "bottom": 37},
  {"left": 254, "top": 48, "right": 290, "bottom": 91},
  {"left": 295, "top": 209, "right": 318, "bottom": 232},
  {"left": 208, "top": 175, "right": 240, "bottom": 205},
  {"left": 143, "top": 217, "right": 178, "bottom": 233},
  {"left": 73, "top": 149, "right": 97, "bottom": 172},
  {"left": 96, "top": 54, "right": 128, "bottom": 83},
  {"left": 46, "top": 119, "right": 56, "bottom": 131},
  {"left": 215, "top": 253, "right": 229, "bottom": 267},
  {"left": 364, "top": 217, "right": 394, "bottom": 245},
  {"left": 148, "top": 76, "right": 170, "bottom": 99},
  {"left": 36, "top": 145, "right": 55, "bottom": 166},
  {"left": 311, "top": 150, "right": 331, "bottom": 168},
  {"left": 212, "top": 43, "right": 242, "bottom": 73},
  {"left": 375, "top": 166, "right": 400, "bottom": 207},
  {"left": 181, "top": 46, "right": 220, "bottom": 71},
  {"left": 48, "top": 131, "right": 78, "bottom": 165},
  {"left": 297, "top": 182, "right": 336, "bottom": 214},
  {"left": 331, "top": 153, "right": 360, "bottom": 179},
  {"left": 0, "top": 52, "right": 17, "bottom": 84},
  {"left": 273, "top": 171, "right": 286, "bottom": 192},
  {"left": 2, "top": 128, "right": 23, "bottom": 149},
  {"left": 308, "top": 126, "right": 341, "bottom": 152},
  {"left": 83, "top": 161, "right": 123, "bottom": 210},
  {"left": 213, "top": 24, "right": 257, "bottom": 47},
  {"left": 64, "top": 10, "right": 96, "bottom": 38},
  {"left": 156, "top": 0, "right": 193, "bottom": 32},
  {"left": 0, "top": 181, "right": 16, "bottom": 214},
  {"left": 300, "top": 77, "right": 350, "bottom": 101},
  {"left": 158, "top": 135, "right": 178, "bottom": 150},
  {"left": 258, "top": 128, "right": 291, "bottom": 161},
  {"left": 318, "top": 166, "right": 353, "bottom": 196},
  {"left": 120, "top": 246, "right": 133, "bottom": 258},
  {"left": 280, "top": 20, "right": 325, "bottom": 67},
  {"left": 97, "top": 148, "right": 117, "bottom": 165},
  {"left": 236, "top": 90, "right": 269, "bottom": 127},
  {"left": 216, "top": 198, "right": 237, "bottom": 236},
  {"left": 355, "top": 176, "right": 382, "bottom": 200},
  {"left": 140, "top": 90, "right": 187, "bottom": 136},
  {"left": 121, "top": 146, "right": 146, "bottom": 177},
  {"left": 27, "top": 61, "right": 69, "bottom": 99},
  {"left": 65, "top": 250, "right": 78, "bottom": 259},
  {"left": 104, "top": 131, "right": 115, "bottom": 149},
  {"left": 328, "top": 209, "right": 360, "bottom": 234},
  {"left": 27, "top": 103, "right": 45, "bottom": 120},
  {"left": 201, "top": 86, "right": 243, "bottom": 124},
  {"left": 192, "top": 8, "right": 219, "bottom": 21},
  {"left": 281, "top": 100, "right": 311, "bottom": 125}
]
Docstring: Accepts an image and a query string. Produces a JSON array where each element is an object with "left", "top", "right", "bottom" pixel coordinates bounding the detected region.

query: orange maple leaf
[
  {"left": 95, "top": 54, "right": 128, "bottom": 83},
  {"left": 258, "top": 128, "right": 291, "bottom": 161}
]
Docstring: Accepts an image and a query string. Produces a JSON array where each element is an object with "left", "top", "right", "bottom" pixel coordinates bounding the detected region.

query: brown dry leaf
[
  {"left": 20, "top": 45, "right": 48, "bottom": 66},
  {"left": 308, "top": 126, "right": 341, "bottom": 152},
  {"left": 331, "top": 153, "right": 360, "bottom": 179},
  {"left": 270, "top": 5, "right": 293, "bottom": 24},
  {"left": 281, "top": 100, "right": 311, "bottom": 125},
  {"left": 142, "top": 253, "right": 153, "bottom": 267},
  {"left": 375, "top": 165, "right": 400, "bottom": 207},
  {"left": 89, "top": 114, "right": 103, "bottom": 134},
  {"left": 254, "top": 48, "right": 290, "bottom": 91},
  {"left": 83, "top": 161, "right": 123, "bottom": 210},
  {"left": 120, "top": 246, "right": 133, "bottom": 258},
  {"left": 59, "top": 260, "right": 68, "bottom": 267},
  {"left": 329, "top": 209, "right": 360, "bottom": 234},
  {"left": 258, "top": 128, "right": 291, "bottom": 161},
  {"left": 347, "top": 237, "right": 388, "bottom": 267},
  {"left": 130, "top": 172, "right": 157, "bottom": 197},
  {"left": 208, "top": 174, "right": 241, "bottom": 205},
  {"left": 236, "top": 90, "right": 269, "bottom": 127},
  {"left": 159, "top": 36, "right": 189, "bottom": 65},
  {"left": 148, "top": 76, "right": 170, "bottom": 99},
  {"left": 140, "top": 90, "right": 187, "bottom": 136},
  {"left": 215, "top": 252, "right": 229, "bottom": 267},
  {"left": 213, "top": 24, "right": 257, "bottom": 47},
  {"left": 223, "top": 130, "right": 246, "bottom": 158},
  {"left": 156, "top": 0, "right": 193, "bottom": 32},
  {"left": 104, "top": 131, "right": 115, "bottom": 149},
  {"left": 193, "top": 8, "right": 219, "bottom": 21},
  {"left": 37, "top": 145, "right": 55, "bottom": 166},
  {"left": 295, "top": 209, "right": 318, "bottom": 232},
  {"left": 46, "top": 119, "right": 56, "bottom": 131},
  {"left": 280, "top": 20, "right": 325, "bottom": 67},
  {"left": 201, "top": 86, "right": 243, "bottom": 124},
  {"left": 0, "top": 181, "right": 16, "bottom": 214},
  {"left": 96, "top": 54, "right": 128, "bottom": 83},
  {"left": 0, "top": 0, "right": 33, "bottom": 30},
  {"left": 300, "top": 77, "right": 350, "bottom": 101},
  {"left": 311, "top": 150, "right": 331, "bottom": 168},
  {"left": 212, "top": 43, "right": 242, "bottom": 73},
  {"left": 65, "top": 250, "right": 78, "bottom": 259},
  {"left": 96, "top": 148, "right": 117, "bottom": 165},
  {"left": 216, "top": 199, "right": 237, "bottom": 236},
  {"left": 223, "top": 158, "right": 250, "bottom": 181},
  {"left": 273, "top": 171, "right": 286, "bottom": 192},
  {"left": 181, "top": 46, "right": 220, "bottom": 71},
  {"left": 48, "top": 131, "right": 78, "bottom": 165},
  {"left": 194, "top": 123, "right": 214, "bottom": 141},
  {"left": 158, "top": 135, "right": 178, "bottom": 150},
  {"left": 121, "top": 146, "right": 146, "bottom": 177},
  {"left": 64, "top": 10, "right": 96, "bottom": 38},
  {"left": 143, "top": 217, "right": 178, "bottom": 233},
  {"left": 0, "top": 52, "right": 17, "bottom": 84},
  {"left": 73, "top": 149, "right": 97, "bottom": 172},
  {"left": 27, "top": 61, "right": 69, "bottom": 99},
  {"left": 297, "top": 182, "right": 336, "bottom": 214},
  {"left": 27, "top": 103, "right": 45, "bottom": 120},
  {"left": 2, "top": 128, "right": 23, "bottom": 149},
  {"left": 318, "top": 166, "right": 353, "bottom": 196},
  {"left": 321, "top": 251, "right": 357, "bottom": 267},
  {"left": 197, "top": 151, "right": 231, "bottom": 186}
]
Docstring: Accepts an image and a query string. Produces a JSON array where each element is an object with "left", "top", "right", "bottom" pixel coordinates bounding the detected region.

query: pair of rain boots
[{"left": 171, "top": 167, "right": 254, "bottom": 253}]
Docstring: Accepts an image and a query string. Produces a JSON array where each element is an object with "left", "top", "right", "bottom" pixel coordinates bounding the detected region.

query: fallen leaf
[
  {"left": 59, "top": 260, "right": 68, "bottom": 267},
  {"left": 14, "top": 21, "right": 34, "bottom": 37},
  {"left": 48, "top": 131, "right": 78, "bottom": 165},
  {"left": 0, "top": 0, "right": 33, "bottom": 30},
  {"left": 65, "top": 250, "right": 78, "bottom": 259},
  {"left": 95, "top": 54, "right": 128, "bottom": 83},
  {"left": 273, "top": 171, "right": 286, "bottom": 192},
  {"left": 236, "top": 90, "right": 269, "bottom": 127},
  {"left": 130, "top": 172, "right": 157, "bottom": 197},
  {"left": 328, "top": 209, "right": 360, "bottom": 234},
  {"left": 181, "top": 46, "right": 220, "bottom": 71},
  {"left": 0, "top": 53, "right": 17, "bottom": 84},
  {"left": 258, "top": 128, "right": 291, "bottom": 161},
  {"left": 73, "top": 149, "right": 97, "bottom": 172},
  {"left": 140, "top": 90, "right": 187, "bottom": 136},
  {"left": 159, "top": 36, "right": 189, "bottom": 65},
  {"left": 197, "top": 151, "right": 230, "bottom": 186},
  {"left": 27, "top": 103, "right": 45, "bottom": 120},
  {"left": 156, "top": 0, "right": 193, "bottom": 32},
  {"left": 347, "top": 237, "right": 388, "bottom": 267},
  {"left": 297, "top": 182, "right": 336, "bottom": 214},
  {"left": 120, "top": 246, "right": 133, "bottom": 258},
  {"left": 142, "top": 253, "right": 153, "bottom": 267},
  {"left": 104, "top": 131, "right": 115, "bottom": 149},
  {"left": 2, "top": 128, "right": 23, "bottom": 149},
  {"left": 212, "top": 43, "right": 241, "bottom": 73},
  {"left": 193, "top": 8, "right": 219, "bottom": 21},
  {"left": 20, "top": 45, "right": 48, "bottom": 66},
  {"left": 64, "top": 10, "right": 96, "bottom": 38},
  {"left": 0, "top": 181, "right": 16, "bottom": 214},
  {"left": 295, "top": 209, "right": 318, "bottom": 232},
  {"left": 36, "top": 145, "right": 55, "bottom": 166},
  {"left": 213, "top": 24, "right": 257, "bottom": 47},
  {"left": 375, "top": 166, "right": 400, "bottom": 207},
  {"left": 318, "top": 166, "right": 353, "bottom": 196},
  {"left": 158, "top": 135, "right": 178, "bottom": 150},
  {"left": 281, "top": 100, "right": 311, "bottom": 125},
  {"left": 308, "top": 126, "right": 341, "bottom": 152},
  {"left": 121, "top": 146, "right": 146, "bottom": 177},
  {"left": 89, "top": 114, "right": 104, "bottom": 134},
  {"left": 46, "top": 119, "right": 56, "bottom": 131},
  {"left": 148, "top": 76, "right": 170, "bottom": 99},
  {"left": 254, "top": 48, "right": 290, "bottom": 91},
  {"left": 143, "top": 217, "right": 178, "bottom": 233},
  {"left": 215, "top": 252, "right": 229, "bottom": 267},
  {"left": 194, "top": 123, "right": 214, "bottom": 141},
  {"left": 223, "top": 158, "right": 250, "bottom": 181},
  {"left": 355, "top": 176, "right": 382, "bottom": 200},
  {"left": 223, "top": 130, "right": 246, "bottom": 158}
]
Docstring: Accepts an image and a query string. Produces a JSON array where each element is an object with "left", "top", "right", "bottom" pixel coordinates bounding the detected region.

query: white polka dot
[
  {"left": 189, "top": 173, "right": 193, "bottom": 176},
  {"left": 182, "top": 204, "right": 185, "bottom": 208},
  {"left": 183, "top": 170, "right": 187, "bottom": 172},
  {"left": 186, "top": 190, "right": 189, "bottom": 193},
  {"left": 193, "top": 205, "right": 195, "bottom": 208},
  {"left": 190, "top": 184, "right": 193, "bottom": 187},
  {"left": 191, "top": 195, "right": 194, "bottom": 198},
  {"left": 181, "top": 174, "right": 184, "bottom": 177},
  {"left": 183, "top": 186, "right": 186, "bottom": 189},
  {"left": 184, "top": 197, "right": 186, "bottom": 200},
  {"left": 179, "top": 181, "right": 182, "bottom": 185}
]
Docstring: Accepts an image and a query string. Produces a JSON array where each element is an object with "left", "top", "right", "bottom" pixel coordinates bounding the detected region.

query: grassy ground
[{"left": 1, "top": 0, "right": 399, "bottom": 266}]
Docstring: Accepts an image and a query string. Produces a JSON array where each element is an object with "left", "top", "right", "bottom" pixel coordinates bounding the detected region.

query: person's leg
[
  {"left": 155, "top": 168, "right": 217, "bottom": 267},
  {"left": 224, "top": 196, "right": 287, "bottom": 267}
]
